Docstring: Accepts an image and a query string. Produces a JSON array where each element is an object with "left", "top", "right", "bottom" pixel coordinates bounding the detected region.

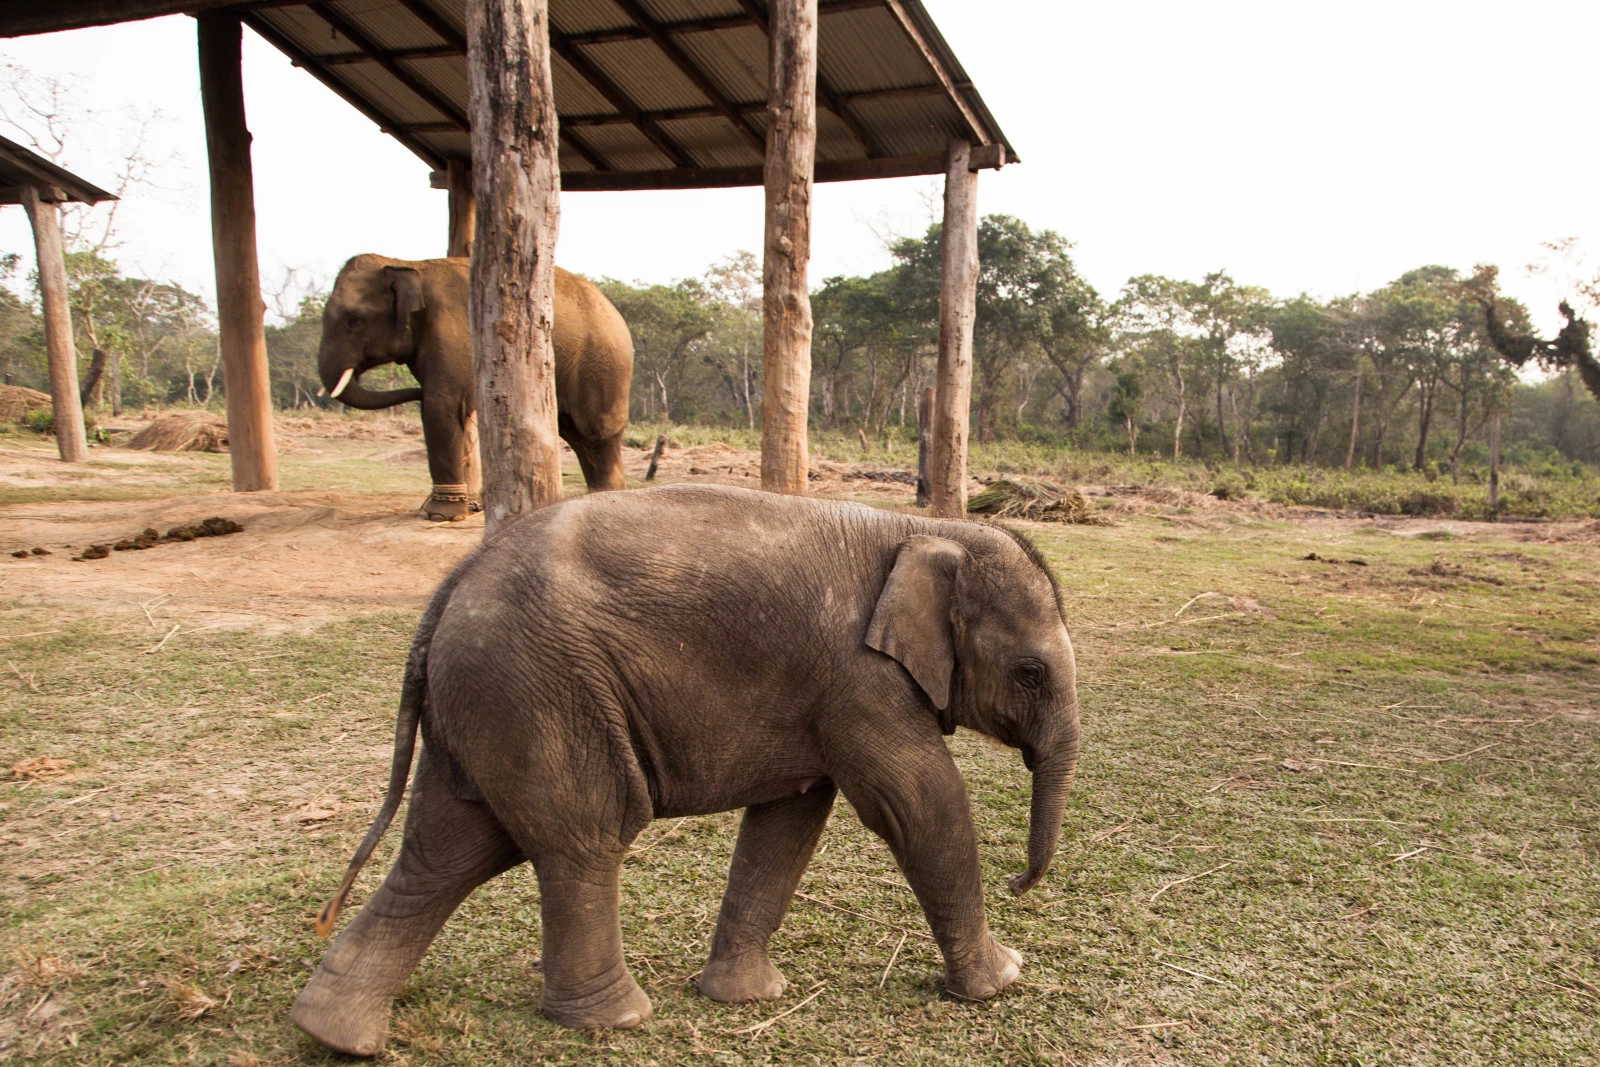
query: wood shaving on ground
[{"left": 10, "top": 756, "right": 75, "bottom": 780}]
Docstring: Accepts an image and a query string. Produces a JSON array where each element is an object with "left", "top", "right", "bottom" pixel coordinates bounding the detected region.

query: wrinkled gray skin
[
  {"left": 292, "top": 485, "right": 1080, "bottom": 1056},
  {"left": 318, "top": 255, "right": 633, "bottom": 520}
]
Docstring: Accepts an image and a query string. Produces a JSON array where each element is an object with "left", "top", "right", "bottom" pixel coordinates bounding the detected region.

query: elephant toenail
[{"left": 617, "top": 1012, "right": 641, "bottom": 1028}]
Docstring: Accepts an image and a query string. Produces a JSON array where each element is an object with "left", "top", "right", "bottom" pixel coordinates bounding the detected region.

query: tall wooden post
[
  {"left": 22, "top": 185, "right": 87, "bottom": 463},
  {"left": 198, "top": 12, "right": 279, "bottom": 492},
  {"left": 445, "top": 159, "right": 475, "bottom": 260},
  {"left": 468, "top": 0, "right": 562, "bottom": 535},
  {"left": 929, "top": 139, "right": 979, "bottom": 519},
  {"left": 443, "top": 160, "right": 481, "bottom": 500},
  {"left": 759, "top": 0, "right": 817, "bottom": 495},
  {"left": 915, "top": 384, "right": 933, "bottom": 507}
]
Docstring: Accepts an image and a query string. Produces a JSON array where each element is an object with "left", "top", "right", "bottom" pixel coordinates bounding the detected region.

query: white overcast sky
[{"left": 2, "top": 0, "right": 1596, "bottom": 333}]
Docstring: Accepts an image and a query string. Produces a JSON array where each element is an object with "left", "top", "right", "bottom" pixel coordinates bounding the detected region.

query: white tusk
[
  {"left": 329, "top": 367, "right": 355, "bottom": 399},
  {"left": 316, "top": 387, "right": 327, "bottom": 397}
]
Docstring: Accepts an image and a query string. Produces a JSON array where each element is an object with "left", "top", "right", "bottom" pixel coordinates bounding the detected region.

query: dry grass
[
  {"left": 0, "top": 387, "right": 50, "bottom": 425},
  {"left": 968, "top": 478, "right": 1110, "bottom": 524},
  {"left": 125, "top": 415, "right": 230, "bottom": 454},
  {"left": 2, "top": 419, "right": 1598, "bottom": 1064}
]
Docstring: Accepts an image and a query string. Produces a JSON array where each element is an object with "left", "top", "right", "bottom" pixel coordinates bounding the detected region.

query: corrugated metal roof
[{"left": 114, "top": 0, "right": 1021, "bottom": 190}]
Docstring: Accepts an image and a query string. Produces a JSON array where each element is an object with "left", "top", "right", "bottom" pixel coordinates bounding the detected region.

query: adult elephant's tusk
[{"left": 328, "top": 367, "right": 355, "bottom": 399}]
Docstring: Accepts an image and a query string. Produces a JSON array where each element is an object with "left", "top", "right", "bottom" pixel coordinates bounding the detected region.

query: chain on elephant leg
[{"left": 422, "top": 483, "right": 481, "bottom": 523}]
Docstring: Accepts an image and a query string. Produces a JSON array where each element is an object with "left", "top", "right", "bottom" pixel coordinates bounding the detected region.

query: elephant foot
[
  {"left": 698, "top": 950, "right": 789, "bottom": 1003},
  {"left": 541, "top": 971, "right": 653, "bottom": 1030},
  {"left": 945, "top": 937, "right": 1023, "bottom": 1002},
  {"left": 422, "top": 485, "right": 479, "bottom": 523},
  {"left": 291, "top": 962, "right": 394, "bottom": 1057}
]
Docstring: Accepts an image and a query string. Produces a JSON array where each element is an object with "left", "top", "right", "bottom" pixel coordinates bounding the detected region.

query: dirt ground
[{"left": 4, "top": 416, "right": 1597, "bottom": 640}]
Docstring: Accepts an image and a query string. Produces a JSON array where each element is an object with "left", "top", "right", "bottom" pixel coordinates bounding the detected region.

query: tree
[
  {"left": 597, "top": 278, "right": 715, "bottom": 422},
  {"left": 1106, "top": 358, "right": 1143, "bottom": 456},
  {"left": 1116, "top": 275, "right": 1196, "bottom": 459},
  {"left": 1469, "top": 262, "right": 1600, "bottom": 407}
]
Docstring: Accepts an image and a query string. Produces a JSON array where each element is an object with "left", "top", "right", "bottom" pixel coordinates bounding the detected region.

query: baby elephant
[{"left": 293, "top": 484, "right": 1080, "bottom": 1055}]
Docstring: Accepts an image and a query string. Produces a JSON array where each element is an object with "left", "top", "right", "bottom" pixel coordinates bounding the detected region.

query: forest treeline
[{"left": 3, "top": 215, "right": 1599, "bottom": 471}]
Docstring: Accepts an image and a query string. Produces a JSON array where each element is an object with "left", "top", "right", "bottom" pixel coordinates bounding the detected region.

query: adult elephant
[
  {"left": 318, "top": 254, "right": 633, "bottom": 520},
  {"left": 293, "top": 484, "right": 1081, "bottom": 1056}
]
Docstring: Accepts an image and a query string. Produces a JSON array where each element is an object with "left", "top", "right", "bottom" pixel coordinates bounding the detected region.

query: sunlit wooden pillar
[
  {"left": 759, "top": 0, "right": 817, "bottom": 495},
  {"left": 21, "top": 184, "right": 86, "bottom": 463},
  {"left": 929, "top": 139, "right": 978, "bottom": 519},
  {"left": 445, "top": 159, "right": 475, "bottom": 259},
  {"left": 468, "top": 0, "right": 562, "bottom": 535},
  {"left": 441, "top": 159, "right": 481, "bottom": 500},
  {"left": 198, "top": 11, "right": 279, "bottom": 492}
]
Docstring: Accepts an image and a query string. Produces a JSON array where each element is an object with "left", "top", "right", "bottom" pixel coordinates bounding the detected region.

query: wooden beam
[
  {"left": 563, "top": 146, "right": 1003, "bottom": 191},
  {"left": 928, "top": 139, "right": 978, "bottom": 519},
  {"left": 760, "top": 0, "right": 817, "bottom": 496},
  {"left": 393, "top": 0, "right": 468, "bottom": 52},
  {"left": 469, "top": 0, "right": 563, "bottom": 533},
  {"left": 242, "top": 12, "right": 446, "bottom": 170},
  {"left": 312, "top": 44, "right": 463, "bottom": 67},
  {"left": 0, "top": 0, "right": 242, "bottom": 37},
  {"left": 21, "top": 185, "right": 86, "bottom": 463},
  {"left": 559, "top": 0, "right": 881, "bottom": 45},
  {"left": 308, "top": 3, "right": 469, "bottom": 130},
  {"left": 198, "top": 11, "right": 279, "bottom": 493},
  {"left": 611, "top": 0, "right": 766, "bottom": 155},
  {"left": 549, "top": 30, "right": 699, "bottom": 169},
  {"left": 880, "top": 0, "right": 989, "bottom": 146},
  {"left": 736, "top": 0, "right": 883, "bottom": 158}
]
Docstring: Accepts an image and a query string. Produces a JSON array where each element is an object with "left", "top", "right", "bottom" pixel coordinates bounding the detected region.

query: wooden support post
[
  {"left": 1488, "top": 412, "right": 1501, "bottom": 520},
  {"left": 445, "top": 158, "right": 475, "bottom": 259},
  {"left": 468, "top": 0, "right": 563, "bottom": 535},
  {"left": 198, "top": 11, "right": 279, "bottom": 492},
  {"left": 22, "top": 185, "right": 86, "bottom": 463},
  {"left": 915, "top": 385, "right": 933, "bottom": 507},
  {"left": 928, "top": 139, "right": 979, "bottom": 519},
  {"left": 759, "top": 0, "right": 817, "bottom": 495}
]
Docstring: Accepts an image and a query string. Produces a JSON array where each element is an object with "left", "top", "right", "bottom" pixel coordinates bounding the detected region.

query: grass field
[{"left": 3, "top": 420, "right": 1599, "bottom": 1065}]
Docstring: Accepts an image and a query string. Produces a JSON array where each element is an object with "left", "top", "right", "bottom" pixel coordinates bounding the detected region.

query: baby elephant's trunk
[{"left": 1008, "top": 710, "right": 1080, "bottom": 896}]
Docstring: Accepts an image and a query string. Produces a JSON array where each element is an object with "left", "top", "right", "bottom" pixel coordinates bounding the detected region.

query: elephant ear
[
  {"left": 384, "top": 265, "right": 425, "bottom": 338},
  {"left": 866, "top": 536, "right": 964, "bottom": 723}
]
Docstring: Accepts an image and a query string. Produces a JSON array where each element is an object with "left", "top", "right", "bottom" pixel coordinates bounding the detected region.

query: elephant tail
[{"left": 313, "top": 615, "right": 434, "bottom": 937}]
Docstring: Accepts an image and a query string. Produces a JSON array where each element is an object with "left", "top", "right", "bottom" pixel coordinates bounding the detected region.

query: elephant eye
[
  {"left": 1012, "top": 662, "right": 1045, "bottom": 690},
  {"left": 345, "top": 315, "right": 361, "bottom": 332}
]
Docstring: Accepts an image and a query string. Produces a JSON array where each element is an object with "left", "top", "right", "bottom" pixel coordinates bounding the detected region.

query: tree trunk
[
  {"left": 916, "top": 385, "right": 933, "bottom": 508},
  {"left": 929, "top": 140, "right": 978, "bottom": 519},
  {"left": 1488, "top": 413, "right": 1501, "bottom": 519},
  {"left": 445, "top": 158, "right": 474, "bottom": 259},
  {"left": 79, "top": 349, "right": 106, "bottom": 407},
  {"left": 1344, "top": 363, "right": 1362, "bottom": 471},
  {"left": 1125, "top": 413, "right": 1137, "bottom": 456},
  {"left": 199, "top": 11, "right": 279, "bottom": 491},
  {"left": 759, "top": 0, "right": 817, "bottom": 495},
  {"left": 1413, "top": 390, "right": 1434, "bottom": 471},
  {"left": 468, "top": 0, "right": 564, "bottom": 535},
  {"left": 110, "top": 347, "right": 122, "bottom": 415},
  {"left": 22, "top": 185, "right": 87, "bottom": 462}
]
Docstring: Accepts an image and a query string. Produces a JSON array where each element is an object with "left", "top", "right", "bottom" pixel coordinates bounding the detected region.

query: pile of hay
[
  {"left": 968, "top": 478, "right": 1110, "bottom": 524},
  {"left": 127, "top": 414, "right": 229, "bottom": 453},
  {"left": 0, "top": 384, "right": 51, "bottom": 423}
]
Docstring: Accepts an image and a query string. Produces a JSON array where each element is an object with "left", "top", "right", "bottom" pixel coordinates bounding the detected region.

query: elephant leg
[
  {"left": 420, "top": 389, "right": 476, "bottom": 522},
  {"left": 292, "top": 747, "right": 522, "bottom": 1056},
  {"left": 528, "top": 853, "right": 653, "bottom": 1029},
  {"left": 700, "top": 783, "right": 836, "bottom": 1003},
  {"left": 559, "top": 415, "right": 626, "bottom": 493},
  {"left": 828, "top": 720, "right": 1022, "bottom": 1002}
]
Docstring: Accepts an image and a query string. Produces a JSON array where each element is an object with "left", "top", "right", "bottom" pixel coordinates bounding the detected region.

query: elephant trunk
[
  {"left": 318, "top": 359, "right": 423, "bottom": 410},
  {"left": 1008, "top": 705, "right": 1080, "bottom": 896}
]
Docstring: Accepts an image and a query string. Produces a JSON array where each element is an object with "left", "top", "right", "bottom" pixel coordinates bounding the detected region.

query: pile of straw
[
  {"left": 127, "top": 414, "right": 229, "bottom": 453},
  {"left": 967, "top": 478, "right": 1109, "bottom": 524},
  {"left": 0, "top": 384, "right": 51, "bottom": 424}
]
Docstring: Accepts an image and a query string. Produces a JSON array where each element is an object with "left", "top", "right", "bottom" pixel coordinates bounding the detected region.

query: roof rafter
[
  {"left": 880, "top": 0, "right": 988, "bottom": 145},
  {"left": 307, "top": 2, "right": 468, "bottom": 130},
  {"left": 735, "top": 0, "right": 884, "bottom": 158},
  {"left": 549, "top": 29, "right": 699, "bottom": 170},
  {"left": 241, "top": 10, "right": 447, "bottom": 169},
  {"left": 610, "top": 0, "right": 765, "bottom": 156}
]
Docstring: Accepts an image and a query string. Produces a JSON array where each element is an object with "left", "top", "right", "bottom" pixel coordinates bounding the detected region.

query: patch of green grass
[{"left": 3, "top": 506, "right": 1598, "bottom": 1064}]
